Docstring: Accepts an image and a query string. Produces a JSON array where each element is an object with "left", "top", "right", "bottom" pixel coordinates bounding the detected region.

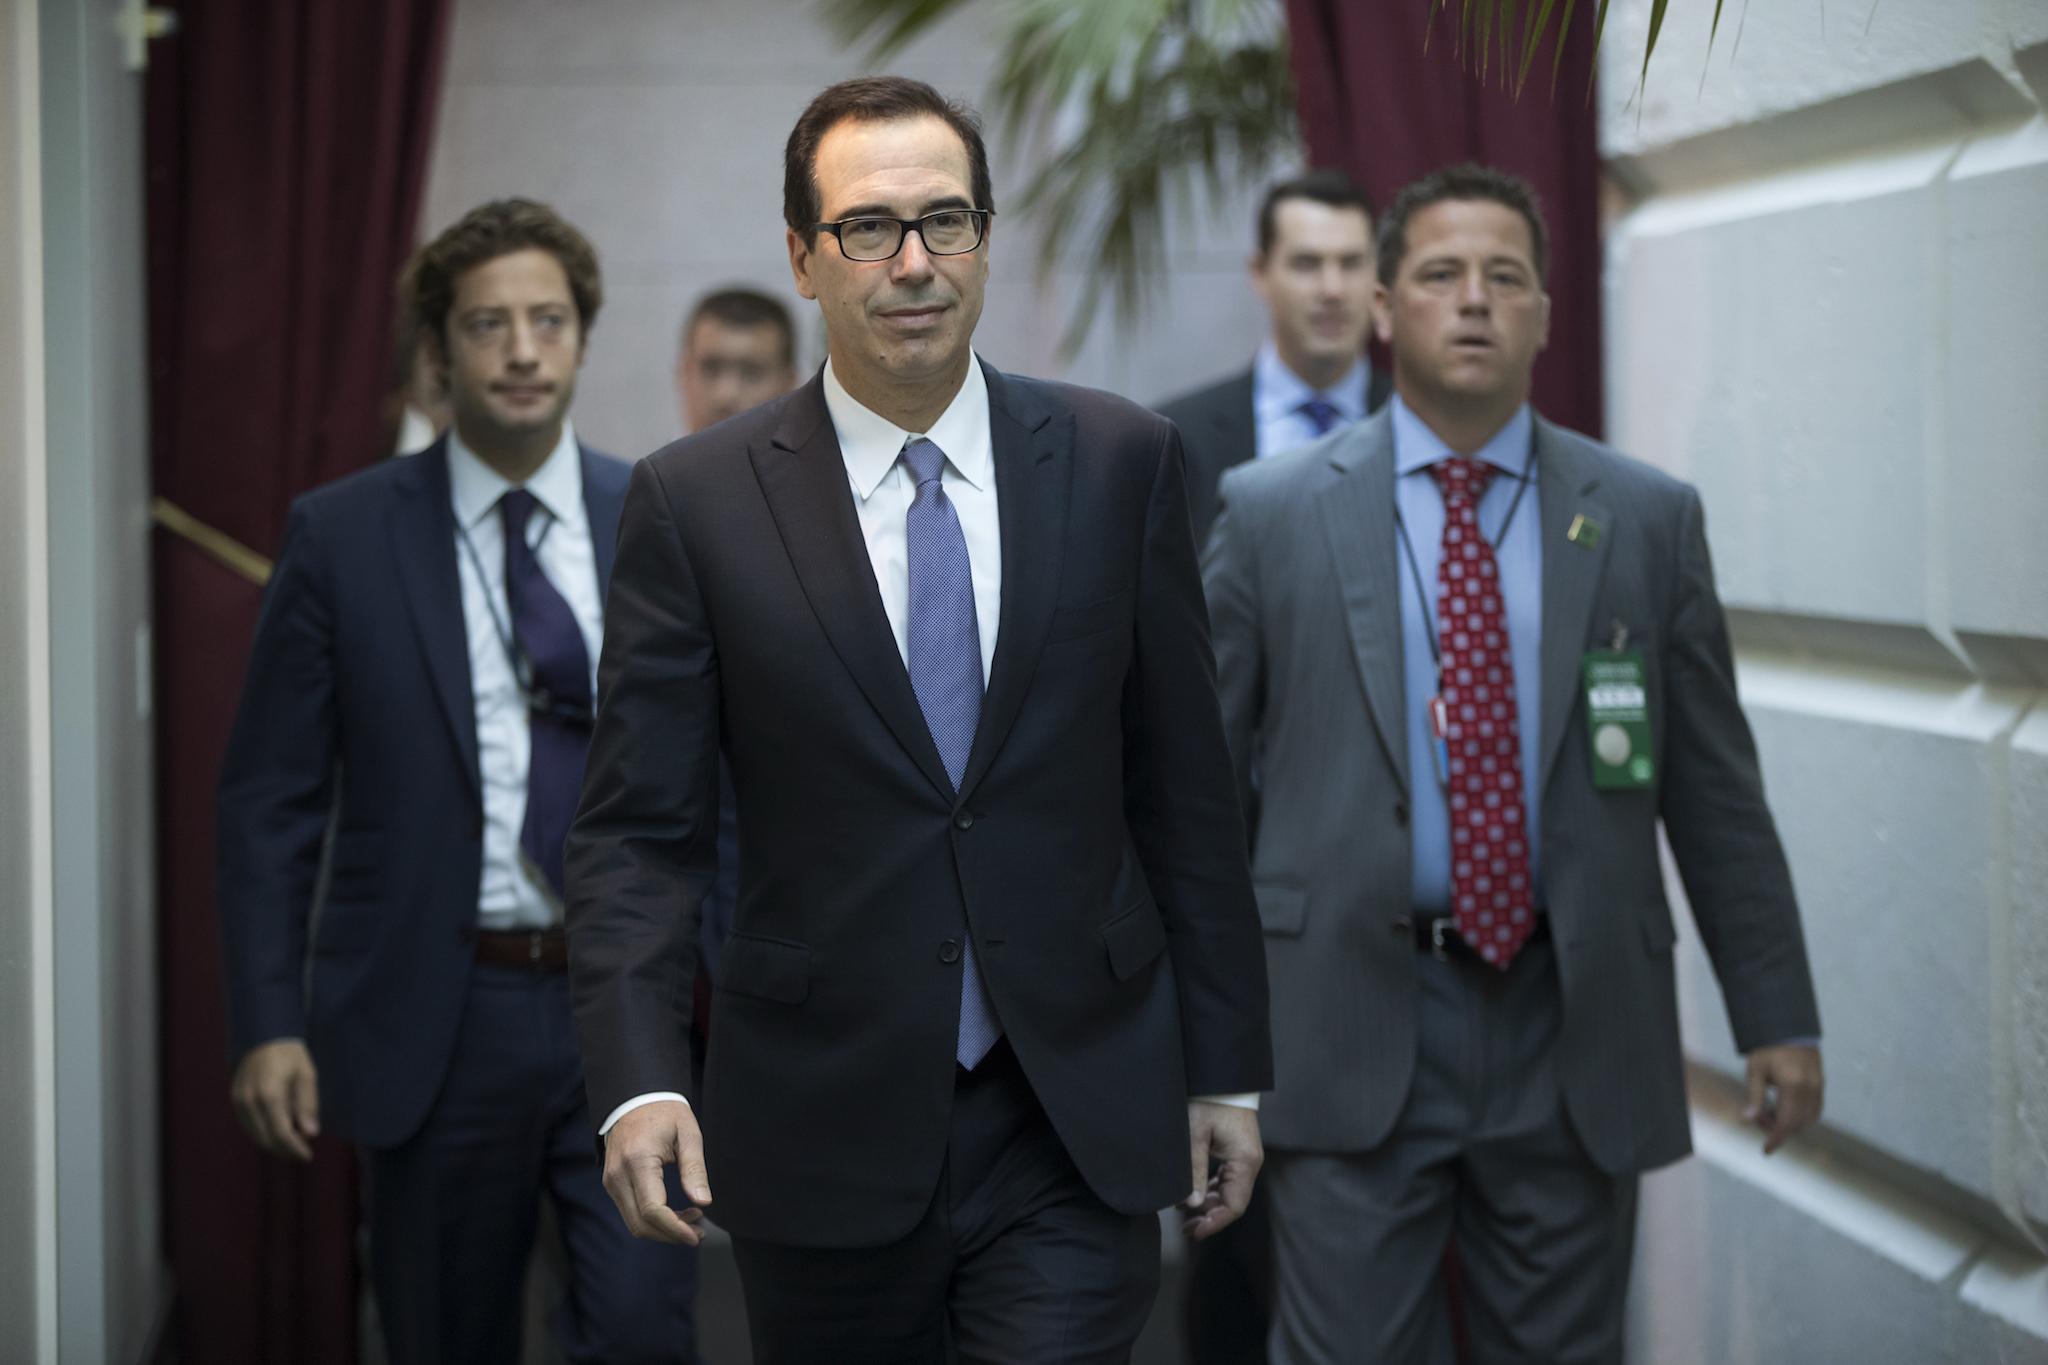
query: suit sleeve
[
  {"left": 1659, "top": 488, "right": 1822, "bottom": 1049},
  {"left": 216, "top": 500, "right": 337, "bottom": 1057},
  {"left": 566, "top": 457, "right": 722, "bottom": 1126},
  {"left": 1200, "top": 467, "right": 1264, "bottom": 850},
  {"left": 1123, "top": 422, "right": 1274, "bottom": 1096}
]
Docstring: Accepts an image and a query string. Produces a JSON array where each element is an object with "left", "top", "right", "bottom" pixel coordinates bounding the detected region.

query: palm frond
[{"left": 824, "top": 0, "right": 1764, "bottom": 348}]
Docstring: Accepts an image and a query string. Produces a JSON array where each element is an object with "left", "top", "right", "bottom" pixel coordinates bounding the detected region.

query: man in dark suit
[
  {"left": 219, "top": 198, "right": 700, "bottom": 1365},
  {"left": 567, "top": 77, "right": 1273, "bottom": 1364},
  {"left": 1157, "top": 169, "right": 1390, "bottom": 549},
  {"left": 1203, "top": 164, "right": 1825, "bottom": 1363}
]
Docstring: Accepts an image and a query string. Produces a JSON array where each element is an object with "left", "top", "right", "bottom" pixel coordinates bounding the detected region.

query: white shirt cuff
[
  {"left": 598, "top": 1091, "right": 689, "bottom": 1136},
  {"left": 1194, "top": 1092, "right": 1261, "bottom": 1111}
]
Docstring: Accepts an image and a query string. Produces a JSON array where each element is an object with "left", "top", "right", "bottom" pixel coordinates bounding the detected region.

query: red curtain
[
  {"left": 1285, "top": 1, "right": 1604, "bottom": 437},
  {"left": 148, "top": 3, "right": 451, "bottom": 1358}
]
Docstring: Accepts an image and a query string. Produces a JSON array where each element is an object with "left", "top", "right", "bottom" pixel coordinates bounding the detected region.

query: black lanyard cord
[{"left": 452, "top": 507, "right": 560, "bottom": 698}]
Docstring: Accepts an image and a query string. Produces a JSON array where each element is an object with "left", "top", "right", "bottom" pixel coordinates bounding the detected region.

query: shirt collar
[
  {"left": 447, "top": 420, "right": 585, "bottom": 531},
  {"left": 1390, "top": 393, "right": 1534, "bottom": 480},
  {"left": 1252, "top": 339, "right": 1370, "bottom": 425},
  {"left": 823, "top": 353, "right": 992, "bottom": 500}
]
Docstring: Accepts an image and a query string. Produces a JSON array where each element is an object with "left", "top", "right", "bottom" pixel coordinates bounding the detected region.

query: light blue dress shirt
[
  {"left": 1391, "top": 396, "right": 1546, "bottom": 914},
  {"left": 1252, "top": 341, "right": 1371, "bottom": 461}
]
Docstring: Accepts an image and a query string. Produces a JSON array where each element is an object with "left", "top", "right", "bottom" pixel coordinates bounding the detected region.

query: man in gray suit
[{"left": 1202, "top": 164, "right": 1825, "bottom": 1363}]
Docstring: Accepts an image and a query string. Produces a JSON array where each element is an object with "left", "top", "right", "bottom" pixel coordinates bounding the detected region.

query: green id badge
[{"left": 1583, "top": 651, "right": 1654, "bottom": 789}]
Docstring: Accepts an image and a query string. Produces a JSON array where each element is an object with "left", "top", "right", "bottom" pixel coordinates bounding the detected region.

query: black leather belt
[
  {"left": 1401, "top": 912, "right": 1549, "bottom": 962},
  {"left": 473, "top": 926, "right": 568, "bottom": 972}
]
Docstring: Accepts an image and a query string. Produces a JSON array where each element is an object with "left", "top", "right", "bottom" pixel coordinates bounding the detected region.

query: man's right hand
[
  {"left": 602, "top": 1099, "right": 713, "bottom": 1246},
  {"left": 230, "top": 1039, "right": 321, "bottom": 1162}
]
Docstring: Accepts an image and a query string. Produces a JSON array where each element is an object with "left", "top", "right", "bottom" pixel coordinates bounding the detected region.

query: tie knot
[
  {"left": 1298, "top": 398, "right": 1341, "bottom": 437},
  {"left": 901, "top": 437, "right": 947, "bottom": 488},
  {"left": 1430, "top": 457, "right": 1495, "bottom": 503},
  {"left": 499, "top": 487, "right": 539, "bottom": 539}
]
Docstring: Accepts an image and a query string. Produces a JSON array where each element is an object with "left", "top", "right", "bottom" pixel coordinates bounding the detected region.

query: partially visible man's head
[
  {"left": 401, "top": 198, "right": 602, "bottom": 450},
  {"left": 1250, "top": 169, "right": 1377, "bottom": 389},
  {"left": 676, "top": 288, "right": 798, "bottom": 432},
  {"left": 1371, "top": 164, "right": 1551, "bottom": 418},
  {"left": 783, "top": 77, "right": 994, "bottom": 405}
]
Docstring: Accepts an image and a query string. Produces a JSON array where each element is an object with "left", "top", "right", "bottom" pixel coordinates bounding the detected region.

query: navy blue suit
[{"left": 218, "top": 437, "right": 699, "bottom": 1365}]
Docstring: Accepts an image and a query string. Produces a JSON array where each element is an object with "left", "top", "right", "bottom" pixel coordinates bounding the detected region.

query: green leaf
[
  {"left": 1548, "top": 0, "right": 1579, "bottom": 98},
  {"left": 1498, "top": 0, "right": 1521, "bottom": 89},
  {"left": 1515, "top": 0, "right": 1559, "bottom": 97},
  {"left": 1586, "top": 0, "right": 1612, "bottom": 100},
  {"left": 1638, "top": 0, "right": 1669, "bottom": 97}
]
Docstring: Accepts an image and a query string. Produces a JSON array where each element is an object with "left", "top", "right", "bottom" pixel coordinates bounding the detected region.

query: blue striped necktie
[{"left": 901, "top": 436, "right": 1001, "bottom": 1069}]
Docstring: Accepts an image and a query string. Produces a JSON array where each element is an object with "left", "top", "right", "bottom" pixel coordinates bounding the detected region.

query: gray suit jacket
[{"left": 1202, "top": 407, "right": 1820, "bottom": 1174}]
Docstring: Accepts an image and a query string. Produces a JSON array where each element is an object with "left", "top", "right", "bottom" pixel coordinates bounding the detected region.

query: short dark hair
[
  {"left": 1375, "top": 163, "right": 1549, "bottom": 287},
  {"left": 783, "top": 77, "right": 995, "bottom": 245},
  {"left": 683, "top": 288, "right": 797, "bottom": 369},
  {"left": 1256, "top": 168, "right": 1374, "bottom": 259},
  {"left": 401, "top": 197, "right": 603, "bottom": 348}
]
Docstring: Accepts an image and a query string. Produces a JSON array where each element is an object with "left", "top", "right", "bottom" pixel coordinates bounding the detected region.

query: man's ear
[
  {"left": 1369, "top": 282, "right": 1394, "bottom": 347},
  {"left": 788, "top": 227, "right": 819, "bottom": 302},
  {"left": 419, "top": 325, "right": 451, "bottom": 390}
]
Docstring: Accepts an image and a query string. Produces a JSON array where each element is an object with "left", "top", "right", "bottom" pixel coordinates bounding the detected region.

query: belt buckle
[
  {"left": 527, "top": 930, "right": 545, "bottom": 965},
  {"left": 1430, "top": 917, "right": 1453, "bottom": 963}
]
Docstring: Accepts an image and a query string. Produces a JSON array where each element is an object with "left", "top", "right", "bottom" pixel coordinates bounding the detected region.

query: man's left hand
[
  {"left": 1744, "top": 1044, "right": 1824, "bottom": 1154},
  {"left": 1182, "top": 1100, "right": 1263, "bottom": 1241}
]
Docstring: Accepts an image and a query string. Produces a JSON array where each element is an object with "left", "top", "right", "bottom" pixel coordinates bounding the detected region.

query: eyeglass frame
[{"left": 811, "top": 208, "right": 995, "bottom": 263}]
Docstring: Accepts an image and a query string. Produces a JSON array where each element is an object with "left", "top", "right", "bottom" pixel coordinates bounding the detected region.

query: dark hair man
[
  {"left": 1157, "top": 168, "right": 1389, "bottom": 548},
  {"left": 219, "top": 198, "right": 702, "bottom": 1364},
  {"left": 1202, "top": 163, "right": 1824, "bottom": 1362},
  {"left": 568, "top": 76, "right": 1273, "bottom": 1363},
  {"left": 674, "top": 286, "right": 799, "bottom": 433}
]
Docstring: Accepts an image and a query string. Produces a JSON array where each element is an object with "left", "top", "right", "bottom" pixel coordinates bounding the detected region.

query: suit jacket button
[
  {"left": 939, "top": 939, "right": 962, "bottom": 964},
  {"left": 953, "top": 811, "right": 974, "bottom": 831},
  {"left": 1394, "top": 802, "right": 1410, "bottom": 827},
  {"left": 1388, "top": 917, "right": 1412, "bottom": 940}
]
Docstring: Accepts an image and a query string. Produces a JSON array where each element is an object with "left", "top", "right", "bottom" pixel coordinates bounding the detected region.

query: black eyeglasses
[{"left": 814, "top": 209, "right": 993, "bottom": 263}]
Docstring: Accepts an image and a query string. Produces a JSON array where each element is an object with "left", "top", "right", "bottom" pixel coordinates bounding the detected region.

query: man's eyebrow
[{"left": 827, "top": 194, "right": 976, "bottom": 220}]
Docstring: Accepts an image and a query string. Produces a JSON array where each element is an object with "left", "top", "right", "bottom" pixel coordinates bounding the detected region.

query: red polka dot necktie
[{"left": 1432, "top": 457, "right": 1535, "bottom": 969}]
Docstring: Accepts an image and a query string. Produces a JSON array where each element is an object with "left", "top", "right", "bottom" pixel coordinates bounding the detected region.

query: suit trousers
[
  {"left": 363, "top": 965, "right": 701, "bottom": 1365},
  {"left": 1265, "top": 936, "right": 1638, "bottom": 1365},
  {"left": 730, "top": 1039, "right": 1162, "bottom": 1364}
]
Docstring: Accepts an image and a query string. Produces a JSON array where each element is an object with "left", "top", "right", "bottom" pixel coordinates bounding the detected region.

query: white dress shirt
[
  {"left": 447, "top": 422, "right": 604, "bottom": 931},
  {"left": 600, "top": 358, "right": 1252, "bottom": 1135}
]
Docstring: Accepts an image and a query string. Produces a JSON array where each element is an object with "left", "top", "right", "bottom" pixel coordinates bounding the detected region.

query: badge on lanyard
[
  {"left": 1583, "top": 629, "right": 1653, "bottom": 790},
  {"left": 1427, "top": 689, "right": 1451, "bottom": 789}
]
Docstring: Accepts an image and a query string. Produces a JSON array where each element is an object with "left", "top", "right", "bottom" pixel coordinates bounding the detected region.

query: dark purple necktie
[
  {"left": 1298, "top": 398, "right": 1342, "bottom": 437},
  {"left": 500, "top": 488, "right": 591, "bottom": 899}
]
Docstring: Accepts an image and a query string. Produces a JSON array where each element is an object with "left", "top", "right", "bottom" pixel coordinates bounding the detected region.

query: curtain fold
[
  {"left": 148, "top": 3, "right": 452, "bottom": 1358},
  {"left": 1284, "top": 2, "right": 1604, "bottom": 436}
]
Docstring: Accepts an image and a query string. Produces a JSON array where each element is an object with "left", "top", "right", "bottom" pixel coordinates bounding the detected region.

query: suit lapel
[
  {"left": 750, "top": 375, "right": 955, "bottom": 801},
  {"left": 581, "top": 444, "right": 623, "bottom": 595},
  {"left": 389, "top": 439, "right": 481, "bottom": 799},
  {"left": 1318, "top": 412, "right": 1409, "bottom": 790},
  {"left": 1534, "top": 419, "right": 1614, "bottom": 795},
  {"left": 959, "top": 365, "right": 1070, "bottom": 802}
]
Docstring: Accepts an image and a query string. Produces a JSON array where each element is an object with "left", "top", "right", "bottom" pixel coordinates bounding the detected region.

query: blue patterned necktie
[
  {"left": 500, "top": 488, "right": 592, "bottom": 900},
  {"left": 901, "top": 437, "right": 1001, "bottom": 1069},
  {"left": 1298, "top": 397, "right": 1342, "bottom": 437}
]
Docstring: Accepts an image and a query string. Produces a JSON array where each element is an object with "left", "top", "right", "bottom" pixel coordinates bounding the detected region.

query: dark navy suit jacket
[{"left": 217, "top": 437, "right": 631, "bottom": 1149}]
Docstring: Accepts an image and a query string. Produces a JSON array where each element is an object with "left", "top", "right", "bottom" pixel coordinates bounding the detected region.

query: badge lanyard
[
  {"left": 453, "top": 509, "right": 593, "bottom": 728},
  {"left": 1392, "top": 445, "right": 1538, "bottom": 790}
]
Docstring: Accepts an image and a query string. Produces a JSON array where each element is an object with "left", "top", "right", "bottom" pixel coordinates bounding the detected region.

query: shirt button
[
  {"left": 953, "top": 811, "right": 974, "bottom": 831},
  {"left": 939, "top": 939, "right": 962, "bottom": 964}
]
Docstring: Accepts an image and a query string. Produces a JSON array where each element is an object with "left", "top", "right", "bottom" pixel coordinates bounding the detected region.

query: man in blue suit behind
[{"left": 217, "top": 198, "right": 700, "bottom": 1365}]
